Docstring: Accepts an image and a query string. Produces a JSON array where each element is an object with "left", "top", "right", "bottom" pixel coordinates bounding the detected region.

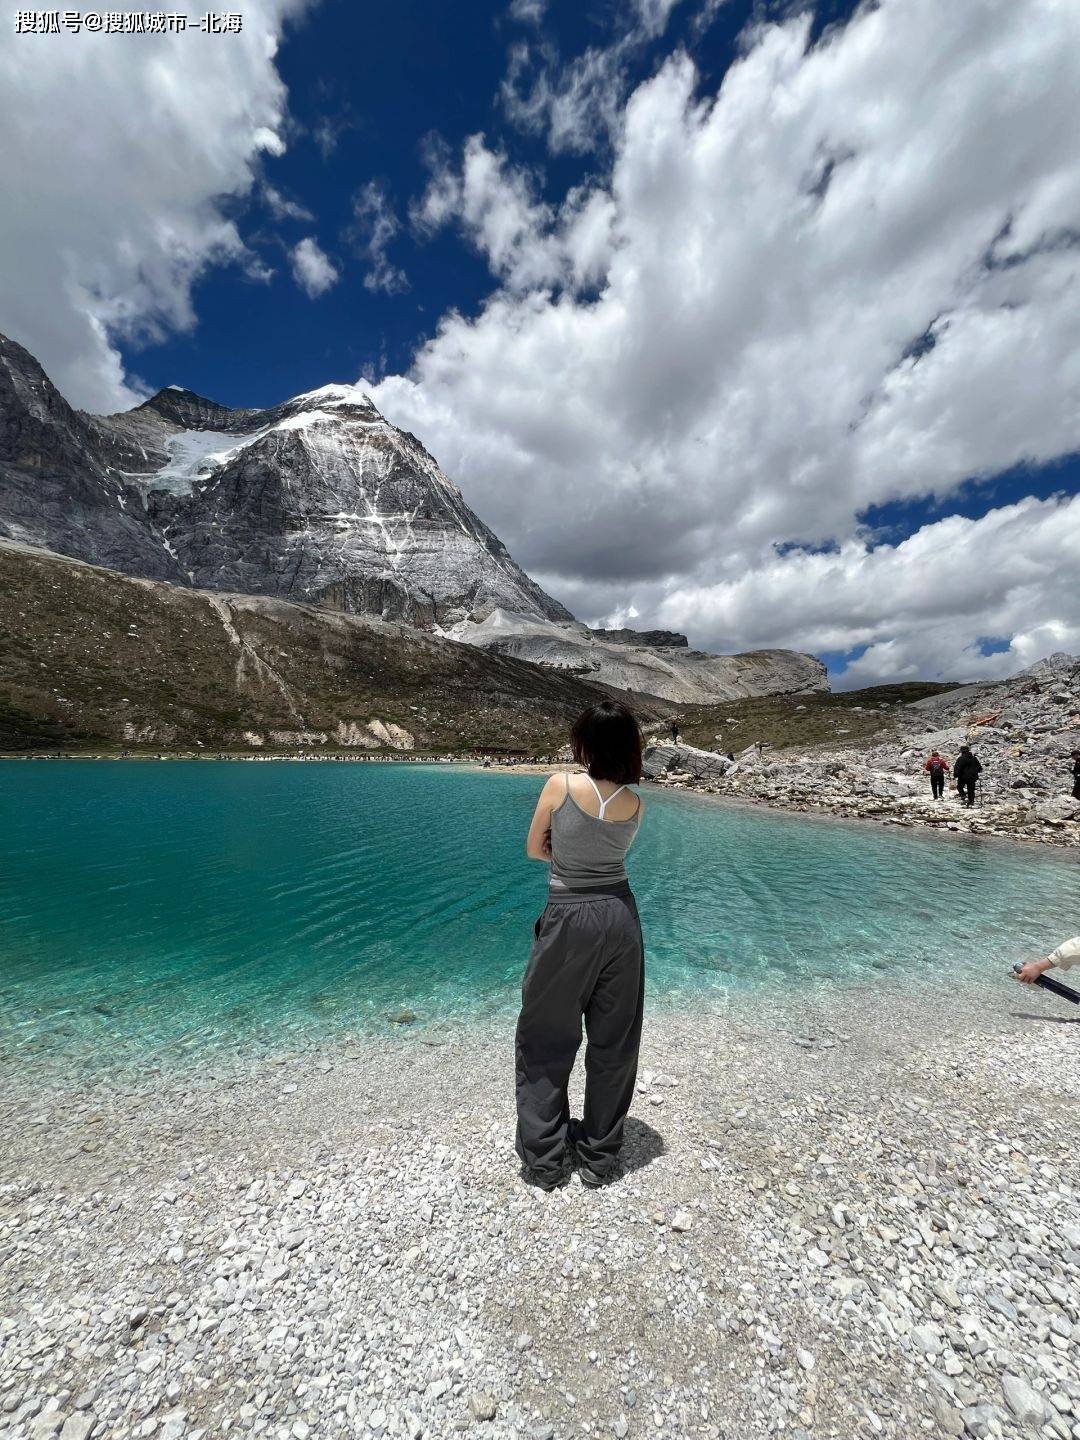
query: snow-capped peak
[{"left": 289, "top": 382, "right": 377, "bottom": 412}]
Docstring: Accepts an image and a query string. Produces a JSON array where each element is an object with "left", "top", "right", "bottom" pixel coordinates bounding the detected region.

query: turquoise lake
[{"left": 1, "top": 760, "right": 1078, "bottom": 1068}]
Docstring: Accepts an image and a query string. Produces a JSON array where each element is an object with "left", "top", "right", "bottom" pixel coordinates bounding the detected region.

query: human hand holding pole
[
  {"left": 1016, "top": 957, "right": 1053, "bottom": 984},
  {"left": 1012, "top": 960, "right": 1080, "bottom": 1005}
]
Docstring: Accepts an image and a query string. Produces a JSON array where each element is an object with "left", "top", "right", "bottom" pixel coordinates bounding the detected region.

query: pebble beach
[{"left": 2, "top": 975, "right": 1078, "bottom": 1440}]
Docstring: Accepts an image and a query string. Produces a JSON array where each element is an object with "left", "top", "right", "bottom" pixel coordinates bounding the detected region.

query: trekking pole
[{"left": 1012, "top": 964, "right": 1080, "bottom": 1005}]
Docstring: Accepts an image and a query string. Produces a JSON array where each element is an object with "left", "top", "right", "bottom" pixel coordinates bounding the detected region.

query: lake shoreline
[
  {"left": 3, "top": 979, "right": 1077, "bottom": 1440},
  {"left": 3, "top": 748, "right": 1077, "bottom": 851}
]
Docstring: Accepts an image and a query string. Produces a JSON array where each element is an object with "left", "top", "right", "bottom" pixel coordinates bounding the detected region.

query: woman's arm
[{"left": 525, "top": 774, "right": 562, "bottom": 861}]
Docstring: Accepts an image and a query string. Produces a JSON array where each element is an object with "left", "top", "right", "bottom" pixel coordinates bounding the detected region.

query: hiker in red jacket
[{"left": 924, "top": 750, "right": 949, "bottom": 800}]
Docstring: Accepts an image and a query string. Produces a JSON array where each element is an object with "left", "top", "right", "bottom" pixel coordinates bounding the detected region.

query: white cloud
[
  {"left": 501, "top": 0, "right": 684, "bottom": 155},
  {"left": 373, "top": 0, "right": 1080, "bottom": 681},
  {"left": 632, "top": 0, "right": 684, "bottom": 41},
  {"left": 264, "top": 184, "right": 314, "bottom": 223},
  {"left": 312, "top": 106, "right": 355, "bottom": 160},
  {"left": 508, "top": 0, "right": 547, "bottom": 23},
  {"left": 502, "top": 39, "right": 630, "bottom": 155},
  {"left": 349, "top": 181, "right": 409, "bottom": 295},
  {"left": 0, "top": 1, "right": 309, "bottom": 412},
  {"left": 412, "top": 136, "right": 615, "bottom": 292},
  {"left": 413, "top": 136, "right": 554, "bottom": 288},
  {"left": 290, "top": 237, "right": 339, "bottom": 298},
  {"left": 656, "top": 495, "right": 1080, "bottom": 686}
]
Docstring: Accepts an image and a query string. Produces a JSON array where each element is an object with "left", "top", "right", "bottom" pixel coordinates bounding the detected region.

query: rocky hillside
[
  {"left": 0, "top": 331, "right": 572, "bottom": 630},
  {"left": 644, "top": 659, "right": 1080, "bottom": 846},
  {"left": 447, "top": 608, "right": 827, "bottom": 704},
  {"left": 0, "top": 540, "right": 669, "bottom": 755}
]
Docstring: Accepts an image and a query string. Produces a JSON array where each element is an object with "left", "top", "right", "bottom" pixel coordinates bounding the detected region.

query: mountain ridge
[
  {"left": 0, "top": 330, "right": 828, "bottom": 703},
  {"left": 0, "top": 330, "right": 573, "bottom": 627}
]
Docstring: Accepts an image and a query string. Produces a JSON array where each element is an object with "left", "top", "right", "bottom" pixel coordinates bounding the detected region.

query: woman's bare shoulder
[{"left": 538, "top": 771, "right": 570, "bottom": 802}]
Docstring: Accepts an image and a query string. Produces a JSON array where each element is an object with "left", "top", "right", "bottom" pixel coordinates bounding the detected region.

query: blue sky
[
  {"left": 3, "top": 0, "right": 1079, "bottom": 685},
  {"left": 141, "top": 0, "right": 819, "bottom": 406}
]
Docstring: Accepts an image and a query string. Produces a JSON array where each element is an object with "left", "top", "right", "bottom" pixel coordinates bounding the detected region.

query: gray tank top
[{"left": 549, "top": 773, "right": 641, "bottom": 889}]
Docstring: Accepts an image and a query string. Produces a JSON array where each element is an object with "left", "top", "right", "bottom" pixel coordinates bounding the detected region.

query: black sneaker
[
  {"left": 521, "top": 1165, "right": 570, "bottom": 1192},
  {"left": 567, "top": 1120, "right": 613, "bottom": 1187},
  {"left": 577, "top": 1165, "right": 609, "bottom": 1188}
]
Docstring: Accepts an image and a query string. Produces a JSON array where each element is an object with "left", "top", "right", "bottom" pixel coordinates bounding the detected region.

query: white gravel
[{"left": 1, "top": 976, "right": 1077, "bottom": 1440}]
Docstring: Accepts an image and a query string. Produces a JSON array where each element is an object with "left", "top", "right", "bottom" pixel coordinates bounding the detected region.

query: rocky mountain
[
  {"left": 0, "top": 331, "right": 572, "bottom": 629},
  {"left": 0, "top": 538, "right": 669, "bottom": 754},
  {"left": 445, "top": 608, "right": 827, "bottom": 704},
  {"left": 589, "top": 627, "right": 689, "bottom": 647},
  {"left": 0, "top": 330, "right": 828, "bottom": 704}
]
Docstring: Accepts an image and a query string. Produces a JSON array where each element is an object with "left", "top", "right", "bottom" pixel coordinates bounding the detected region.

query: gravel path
[{"left": 1, "top": 977, "right": 1077, "bottom": 1440}]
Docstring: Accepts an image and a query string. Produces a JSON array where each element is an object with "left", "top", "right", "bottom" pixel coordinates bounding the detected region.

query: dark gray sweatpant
[{"left": 515, "top": 883, "right": 645, "bottom": 1183}]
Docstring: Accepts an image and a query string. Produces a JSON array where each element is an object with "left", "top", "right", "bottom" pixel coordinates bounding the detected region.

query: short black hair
[{"left": 570, "top": 701, "right": 643, "bottom": 784}]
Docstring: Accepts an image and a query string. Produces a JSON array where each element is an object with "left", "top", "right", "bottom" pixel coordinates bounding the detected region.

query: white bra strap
[
  {"left": 604, "top": 783, "right": 627, "bottom": 817},
  {"left": 595, "top": 779, "right": 627, "bottom": 819}
]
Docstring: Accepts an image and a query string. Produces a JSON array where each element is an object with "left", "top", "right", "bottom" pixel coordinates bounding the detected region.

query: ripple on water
[{"left": 0, "top": 760, "right": 1078, "bottom": 1072}]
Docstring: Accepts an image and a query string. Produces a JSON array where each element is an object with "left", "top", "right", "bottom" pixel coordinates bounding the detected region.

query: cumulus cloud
[
  {"left": 372, "top": 0, "right": 1080, "bottom": 682},
  {"left": 290, "top": 237, "right": 339, "bottom": 298},
  {"left": 0, "top": 1, "right": 310, "bottom": 412},
  {"left": 657, "top": 495, "right": 1080, "bottom": 686},
  {"left": 348, "top": 181, "right": 409, "bottom": 295}
]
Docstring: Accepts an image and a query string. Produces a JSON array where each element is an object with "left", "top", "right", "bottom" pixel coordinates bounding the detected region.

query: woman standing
[{"left": 516, "top": 701, "right": 646, "bottom": 1190}]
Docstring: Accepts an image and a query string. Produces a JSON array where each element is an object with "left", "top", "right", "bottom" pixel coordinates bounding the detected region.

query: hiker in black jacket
[
  {"left": 1072, "top": 750, "right": 1080, "bottom": 801},
  {"left": 954, "top": 745, "right": 982, "bottom": 806}
]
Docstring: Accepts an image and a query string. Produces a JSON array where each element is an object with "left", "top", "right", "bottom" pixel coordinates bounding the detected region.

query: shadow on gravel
[
  {"left": 1009, "top": 1010, "right": 1080, "bottom": 1026},
  {"left": 620, "top": 1118, "right": 666, "bottom": 1176}
]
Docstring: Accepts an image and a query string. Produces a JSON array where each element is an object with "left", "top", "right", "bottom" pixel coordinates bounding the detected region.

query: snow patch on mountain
[
  {"left": 290, "top": 382, "right": 377, "bottom": 411},
  {"left": 128, "top": 407, "right": 385, "bottom": 496},
  {"left": 137, "top": 429, "right": 243, "bottom": 494}
]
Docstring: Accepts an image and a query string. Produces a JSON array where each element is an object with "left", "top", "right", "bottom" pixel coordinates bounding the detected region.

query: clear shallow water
[{"left": 1, "top": 760, "right": 1078, "bottom": 1068}]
